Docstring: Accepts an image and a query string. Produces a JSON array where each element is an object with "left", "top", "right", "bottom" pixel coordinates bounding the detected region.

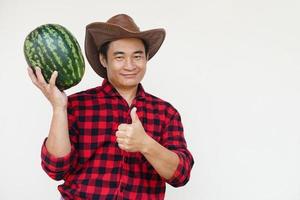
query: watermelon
[{"left": 24, "top": 24, "right": 85, "bottom": 90}]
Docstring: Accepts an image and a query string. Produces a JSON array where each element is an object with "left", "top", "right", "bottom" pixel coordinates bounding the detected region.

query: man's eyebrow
[
  {"left": 113, "top": 50, "right": 145, "bottom": 56},
  {"left": 113, "top": 51, "right": 125, "bottom": 56},
  {"left": 133, "top": 50, "right": 144, "bottom": 54}
]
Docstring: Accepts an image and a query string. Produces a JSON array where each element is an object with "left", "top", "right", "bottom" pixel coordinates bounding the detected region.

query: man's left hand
[{"left": 116, "top": 107, "right": 149, "bottom": 152}]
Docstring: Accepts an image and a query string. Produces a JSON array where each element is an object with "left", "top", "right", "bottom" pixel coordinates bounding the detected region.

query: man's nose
[{"left": 124, "top": 58, "right": 136, "bottom": 70}]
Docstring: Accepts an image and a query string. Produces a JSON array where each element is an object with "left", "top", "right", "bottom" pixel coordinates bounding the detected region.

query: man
[{"left": 28, "top": 14, "right": 194, "bottom": 200}]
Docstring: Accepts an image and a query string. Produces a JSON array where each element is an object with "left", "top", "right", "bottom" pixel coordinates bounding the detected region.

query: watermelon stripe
[
  {"left": 73, "top": 38, "right": 85, "bottom": 78},
  {"left": 43, "top": 26, "right": 74, "bottom": 76},
  {"left": 50, "top": 26, "right": 77, "bottom": 61},
  {"left": 51, "top": 25, "right": 82, "bottom": 79},
  {"left": 37, "top": 28, "right": 68, "bottom": 75},
  {"left": 49, "top": 25, "right": 78, "bottom": 78},
  {"left": 36, "top": 46, "right": 54, "bottom": 80},
  {"left": 75, "top": 44, "right": 85, "bottom": 78},
  {"left": 26, "top": 29, "right": 65, "bottom": 82},
  {"left": 74, "top": 59, "right": 83, "bottom": 80},
  {"left": 40, "top": 28, "right": 63, "bottom": 71},
  {"left": 24, "top": 40, "right": 33, "bottom": 64},
  {"left": 59, "top": 25, "right": 85, "bottom": 80},
  {"left": 35, "top": 28, "right": 57, "bottom": 69},
  {"left": 56, "top": 27, "right": 82, "bottom": 81},
  {"left": 36, "top": 47, "right": 53, "bottom": 83},
  {"left": 30, "top": 46, "right": 52, "bottom": 82},
  {"left": 29, "top": 29, "right": 38, "bottom": 42},
  {"left": 25, "top": 37, "right": 40, "bottom": 67}
]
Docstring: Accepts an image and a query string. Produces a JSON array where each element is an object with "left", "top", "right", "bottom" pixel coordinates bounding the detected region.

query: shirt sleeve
[
  {"left": 41, "top": 139, "right": 77, "bottom": 180},
  {"left": 162, "top": 109, "right": 194, "bottom": 187},
  {"left": 40, "top": 100, "right": 79, "bottom": 181}
]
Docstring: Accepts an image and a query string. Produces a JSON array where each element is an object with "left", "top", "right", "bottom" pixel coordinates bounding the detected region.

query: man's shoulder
[
  {"left": 144, "top": 92, "right": 168, "bottom": 104},
  {"left": 67, "top": 86, "right": 104, "bottom": 102},
  {"left": 144, "top": 92, "right": 179, "bottom": 115}
]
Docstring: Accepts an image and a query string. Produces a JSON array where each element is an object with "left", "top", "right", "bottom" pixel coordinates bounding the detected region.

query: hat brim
[{"left": 85, "top": 22, "right": 166, "bottom": 78}]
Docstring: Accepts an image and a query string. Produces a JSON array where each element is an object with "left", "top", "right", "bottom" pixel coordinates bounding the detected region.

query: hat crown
[{"left": 107, "top": 14, "right": 140, "bottom": 32}]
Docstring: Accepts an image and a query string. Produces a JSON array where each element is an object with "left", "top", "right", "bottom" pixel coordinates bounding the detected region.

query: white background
[{"left": 1, "top": 0, "right": 300, "bottom": 199}]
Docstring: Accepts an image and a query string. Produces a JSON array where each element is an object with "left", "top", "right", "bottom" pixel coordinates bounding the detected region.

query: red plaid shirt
[{"left": 41, "top": 80, "right": 194, "bottom": 200}]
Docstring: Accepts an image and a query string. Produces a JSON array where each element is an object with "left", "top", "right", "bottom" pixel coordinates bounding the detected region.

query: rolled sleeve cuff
[
  {"left": 165, "top": 151, "right": 193, "bottom": 187},
  {"left": 41, "top": 138, "right": 76, "bottom": 173}
]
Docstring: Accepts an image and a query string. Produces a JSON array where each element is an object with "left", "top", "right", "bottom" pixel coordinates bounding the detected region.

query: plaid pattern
[{"left": 41, "top": 79, "right": 194, "bottom": 200}]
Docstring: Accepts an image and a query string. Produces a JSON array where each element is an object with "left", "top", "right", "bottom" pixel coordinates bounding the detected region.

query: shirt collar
[{"left": 101, "top": 79, "right": 146, "bottom": 99}]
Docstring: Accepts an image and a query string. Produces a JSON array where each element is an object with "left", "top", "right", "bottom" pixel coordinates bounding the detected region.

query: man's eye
[
  {"left": 135, "top": 55, "right": 142, "bottom": 59},
  {"left": 115, "top": 56, "right": 124, "bottom": 60}
]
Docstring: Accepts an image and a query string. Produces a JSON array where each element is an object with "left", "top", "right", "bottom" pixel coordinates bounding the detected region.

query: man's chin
[{"left": 121, "top": 78, "right": 141, "bottom": 86}]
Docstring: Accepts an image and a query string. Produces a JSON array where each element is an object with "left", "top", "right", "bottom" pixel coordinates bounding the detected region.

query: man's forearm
[
  {"left": 45, "top": 107, "right": 71, "bottom": 157},
  {"left": 141, "top": 136, "right": 179, "bottom": 180}
]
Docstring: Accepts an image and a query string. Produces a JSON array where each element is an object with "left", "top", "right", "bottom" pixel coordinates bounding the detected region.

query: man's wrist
[
  {"left": 52, "top": 107, "right": 68, "bottom": 119},
  {"left": 140, "top": 133, "right": 154, "bottom": 155},
  {"left": 52, "top": 106, "right": 67, "bottom": 113}
]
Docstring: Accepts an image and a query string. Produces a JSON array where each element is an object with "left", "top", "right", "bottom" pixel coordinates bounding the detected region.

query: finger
[
  {"left": 117, "top": 143, "right": 126, "bottom": 150},
  {"left": 35, "top": 67, "right": 47, "bottom": 86},
  {"left": 130, "top": 107, "right": 139, "bottom": 123},
  {"left": 116, "top": 130, "right": 126, "bottom": 138},
  {"left": 27, "top": 67, "right": 39, "bottom": 85},
  {"left": 49, "top": 71, "right": 58, "bottom": 88},
  {"left": 118, "top": 123, "right": 128, "bottom": 131},
  {"left": 116, "top": 137, "right": 124, "bottom": 144}
]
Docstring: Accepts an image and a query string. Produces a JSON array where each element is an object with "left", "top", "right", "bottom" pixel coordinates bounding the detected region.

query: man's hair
[{"left": 99, "top": 39, "right": 149, "bottom": 60}]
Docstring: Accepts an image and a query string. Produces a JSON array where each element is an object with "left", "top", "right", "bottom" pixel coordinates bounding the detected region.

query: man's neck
[{"left": 115, "top": 85, "right": 138, "bottom": 106}]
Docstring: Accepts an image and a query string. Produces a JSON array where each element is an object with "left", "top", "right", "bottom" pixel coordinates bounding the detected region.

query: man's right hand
[
  {"left": 28, "top": 66, "right": 71, "bottom": 157},
  {"left": 27, "top": 67, "right": 67, "bottom": 110}
]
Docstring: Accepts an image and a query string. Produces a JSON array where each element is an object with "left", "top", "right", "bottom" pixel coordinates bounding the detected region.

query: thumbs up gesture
[{"left": 116, "top": 107, "right": 149, "bottom": 153}]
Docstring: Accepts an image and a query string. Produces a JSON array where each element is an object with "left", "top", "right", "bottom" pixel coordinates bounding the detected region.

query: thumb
[{"left": 130, "top": 107, "right": 139, "bottom": 123}]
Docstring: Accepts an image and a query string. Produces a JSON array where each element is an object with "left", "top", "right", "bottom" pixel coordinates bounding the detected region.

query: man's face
[{"left": 100, "top": 38, "right": 148, "bottom": 90}]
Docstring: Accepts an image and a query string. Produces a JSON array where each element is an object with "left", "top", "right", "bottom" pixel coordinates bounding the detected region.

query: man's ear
[
  {"left": 99, "top": 54, "right": 107, "bottom": 68},
  {"left": 146, "top": 52, "right": 150, "bottom": 61}
]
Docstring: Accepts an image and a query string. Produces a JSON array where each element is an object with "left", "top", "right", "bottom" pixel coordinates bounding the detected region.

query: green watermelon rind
[{"left": 24, "top": 24, "right": 85, "bottom": 90}]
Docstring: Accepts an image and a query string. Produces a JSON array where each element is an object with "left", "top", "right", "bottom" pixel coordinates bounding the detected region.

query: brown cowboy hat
[{"left": 85, "top": 14, "right": 166, "bottom": 78}]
